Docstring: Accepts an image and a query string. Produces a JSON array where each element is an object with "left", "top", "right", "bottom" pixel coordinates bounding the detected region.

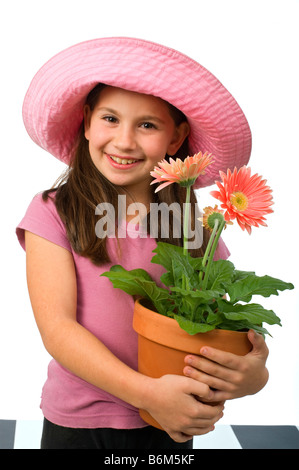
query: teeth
[{"left": 110, "top": 155, "right": 138, "bottom": 164}]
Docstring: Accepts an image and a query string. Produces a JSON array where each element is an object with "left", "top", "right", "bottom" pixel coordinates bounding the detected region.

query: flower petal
[
  {"left": 151, "top": 152, "right": 214, "bottom": 191},
  {"left": 210, "top": 166, "right": 273, "bottom": 232}
]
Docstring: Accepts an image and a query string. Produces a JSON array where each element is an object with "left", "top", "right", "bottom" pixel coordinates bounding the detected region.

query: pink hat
[{"left": 22, "top": 37, "right": 251, "bottom": 188}]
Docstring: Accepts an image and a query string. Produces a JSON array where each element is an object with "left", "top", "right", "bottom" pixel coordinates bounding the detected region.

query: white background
[{"left": 1, "top": 0, "right": 298, "bottom": 425}]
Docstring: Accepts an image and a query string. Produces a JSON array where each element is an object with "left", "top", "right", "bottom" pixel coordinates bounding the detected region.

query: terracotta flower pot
[{"left": 133, "top": 298, "right": 252, "bottom": 429}]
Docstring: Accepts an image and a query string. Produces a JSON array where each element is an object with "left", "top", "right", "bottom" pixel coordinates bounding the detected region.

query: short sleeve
[
  {"left": 16, "top": 192, "right": 72, "bottom": 252},
  {"left": 214, "top": 237, "right": 230, "bottom": 260}
]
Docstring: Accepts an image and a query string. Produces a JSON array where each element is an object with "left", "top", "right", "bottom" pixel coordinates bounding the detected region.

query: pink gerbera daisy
[
  {"left": 210, "top": 166, "right": 274, "bottom": 234},
  {"left": 150, "top": 152, "right": 213, "bottom": 192}
]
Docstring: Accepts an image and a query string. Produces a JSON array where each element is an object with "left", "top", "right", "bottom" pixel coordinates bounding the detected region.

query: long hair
[{"left": 43, "top": 84, "right": 210, "bottom": 265}]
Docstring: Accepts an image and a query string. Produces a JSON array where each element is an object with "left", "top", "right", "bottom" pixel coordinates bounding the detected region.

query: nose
[{"left": 114, "top": 124, "right": 137, "bottom": 152}]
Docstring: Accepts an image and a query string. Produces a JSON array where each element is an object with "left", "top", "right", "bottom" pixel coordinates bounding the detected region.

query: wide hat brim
[{"left": 22, "top": 37, "right": 251, "bottom": 188}]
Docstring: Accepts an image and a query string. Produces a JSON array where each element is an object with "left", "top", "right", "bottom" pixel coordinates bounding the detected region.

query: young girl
[{"left": 17, "top": 38, "right": 269, "bottom": 449}]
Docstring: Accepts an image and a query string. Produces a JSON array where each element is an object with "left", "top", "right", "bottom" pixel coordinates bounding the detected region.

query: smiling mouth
[{"left": 108, "top": 154, "right": 141, "bottom": 165}]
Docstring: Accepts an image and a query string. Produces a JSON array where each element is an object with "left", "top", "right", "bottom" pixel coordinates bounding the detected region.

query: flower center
[{"left": 230, "top": 191, "right": 248, "bottom": 211}]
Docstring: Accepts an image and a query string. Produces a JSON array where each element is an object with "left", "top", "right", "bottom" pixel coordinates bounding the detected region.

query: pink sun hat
[{"left": 22, "top": 37, "right": 251, "bottom": 188}]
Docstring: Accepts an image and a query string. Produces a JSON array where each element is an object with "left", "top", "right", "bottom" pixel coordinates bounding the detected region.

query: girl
[{"left": 17, "top": 38, "right": 269, "bottom": 449}]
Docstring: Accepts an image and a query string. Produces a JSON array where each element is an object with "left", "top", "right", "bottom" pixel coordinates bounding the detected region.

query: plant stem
[
  {"left": 183, "top": 185, "right": 191, "bottom": 257},
  {"left": 198, "top": 219, "right": 219, "bottom": 285},
  {"left": 202, "top": 219, "right": 226, "bottom": 290},
  {"left": 182, "top": 185, "right": 191, "bottom": 291}
]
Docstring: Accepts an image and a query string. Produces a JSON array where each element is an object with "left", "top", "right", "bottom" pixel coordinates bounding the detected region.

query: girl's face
[{"left": 84, "top": 86, "right": 189, "bottom": 204}]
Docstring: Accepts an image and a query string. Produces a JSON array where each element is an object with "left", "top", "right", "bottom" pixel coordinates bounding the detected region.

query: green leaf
[
  {"left": 217, "top": 299, "right": 282, "bottom": 326},
  {"left": 151, "top": 242, "right": 185, "bottom": 273},
  {"left": 173, "top": 314, "right": 216, "bottom": 335},
  {"left": 102, "top": 265, "right": 153, "bottom": 295},
  {"left": 159, "top": 271, "right": 173, "bottom": 287},
  {"left": 227, "top": 274, "right": 294, "bottom": 303},
  {"left": 232, "top": 269, "right": 256, "bottom": 282},
  {"left": 110, "top": 265, "right": 153, "bottom": 281},
  {"left": 207, "top": 259, "right": 236, "bottom": 290},
  {"left": 151, "top": 242, "right": 203, "bottom": 288},
  {"left": 176, "top": 296, "right": 198, "bottom": 319},
  {"left": 217, "top": 320, "right": 271, "bottom": 337},
  {"left": 171, "top": 286, "right": 223, "bottom": 302},
  {"left": 171, "top": 256, "right": 193, "bottom": 287},
  {"left": 101, "top": 266, "right": 170, "bottom": 315},
  {"left": 205, "top": 308, "right": 223, "bottom": 325}
]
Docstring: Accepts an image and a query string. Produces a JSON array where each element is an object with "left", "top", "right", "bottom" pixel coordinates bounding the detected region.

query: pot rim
[{"left": 133, "top": 298, "right": 251, "bottom": 354}]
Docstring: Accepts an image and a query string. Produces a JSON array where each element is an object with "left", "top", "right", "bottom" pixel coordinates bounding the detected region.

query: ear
[
  {"left": 83, "top": 104, "right": 92, "bottom": 140},
  {"left": 167, "top": 122, "right": 190, "bottom": 156}
]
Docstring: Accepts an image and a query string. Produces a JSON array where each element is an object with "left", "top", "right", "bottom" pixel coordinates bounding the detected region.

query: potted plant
[{"left": 102, "top": 153, "right": 294, "bottom": 428}]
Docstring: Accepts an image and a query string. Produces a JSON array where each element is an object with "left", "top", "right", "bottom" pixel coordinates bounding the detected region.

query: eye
[
  {"left": 103, "top": 115, "right": 118, "bottom": 124},
  {"left": 140, "top": 122, "right": 157, "bottom": 129}
]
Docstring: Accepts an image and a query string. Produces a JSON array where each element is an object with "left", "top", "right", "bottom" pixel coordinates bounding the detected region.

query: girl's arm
[
  {"left": 183, "top": 331, "right": 269, "bottom": 401},
  {"left": 25, "top": 231, "right": 224, "bottom": 443}
]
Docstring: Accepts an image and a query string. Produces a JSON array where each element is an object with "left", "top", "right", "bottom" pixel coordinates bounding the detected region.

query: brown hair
[{"left": 43, "top": 84, "right": 210, "bottom": 265}]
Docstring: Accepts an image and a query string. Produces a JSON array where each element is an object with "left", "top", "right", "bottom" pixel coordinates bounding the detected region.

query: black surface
[
  {"left": 0, "top": 420, "right": 16, "bottom": 449},
  {"left": 232, "top": 425, "right": 299, "bottom": 449}
]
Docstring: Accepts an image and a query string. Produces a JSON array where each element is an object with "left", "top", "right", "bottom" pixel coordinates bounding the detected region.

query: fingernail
[{"left": 185, "top": 356, "right": 193, "bottom": 365}]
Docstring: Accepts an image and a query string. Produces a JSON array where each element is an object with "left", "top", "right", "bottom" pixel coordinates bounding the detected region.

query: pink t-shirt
[{"left": 16, "top": 192, "right": 230, "bottom": 429}]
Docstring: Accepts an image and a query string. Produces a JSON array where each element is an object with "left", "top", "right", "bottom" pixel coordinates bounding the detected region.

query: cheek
[
  {"left": 88, "top": 125, "right": 102, "bottom": 144},
  {"left": 87, "top": 119, "right": 112, "bottom": 145},
  {"left": 144, "top": 136, "right": 172, "bottom": 160}
]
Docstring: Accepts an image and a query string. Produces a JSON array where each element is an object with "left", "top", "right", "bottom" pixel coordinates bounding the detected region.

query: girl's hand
[
  {"left": 183, "top": 330, "right": 269, "bottom": 401},
  {"left": 143, "top": 374, "right": 224, "bottom": 443}
]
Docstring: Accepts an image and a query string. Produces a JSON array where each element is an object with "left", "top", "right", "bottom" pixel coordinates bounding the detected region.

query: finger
[
  {"left": 185, "top": 424, "right": 215, "bottom": 437},
  {"left": 169, "top": 403, "right": 224, "bottom": 438},
  {"left": 207, "top": 389, "right": 232, "bottom": 402},
  {"left": 185, "top": 409, "right": 225, "bottom": 435},
  {"left": 188, "top": 378, "right": 215, "bottom": 401},
  {"left": 185, "top": 354, "right": 240, "bottom": 380},
  {"left": 184, "top": 365, "right": 235, "bottom": 392},
  {"left": 199, "top": 347, "right": 243, "bottom": 370},
  {"left": 247, "top": 330, "right": 269, "bottom": 358},
  {"left": 193, "top": 401, "right": 225, "bottom": 419},
  {"left": 169, "top": 431, "right": 194, "bottom": 443}
]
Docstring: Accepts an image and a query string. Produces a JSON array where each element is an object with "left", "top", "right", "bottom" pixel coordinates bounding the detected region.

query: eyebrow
[
  {"left": 96, "top": 107, "right": 165, "bottom": 124},
  {"left": 97, "top": 107, "right": 118, "bottom": 114},
  {"left": 140, "top": 115, "right": 165, "bottom": 124}
]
